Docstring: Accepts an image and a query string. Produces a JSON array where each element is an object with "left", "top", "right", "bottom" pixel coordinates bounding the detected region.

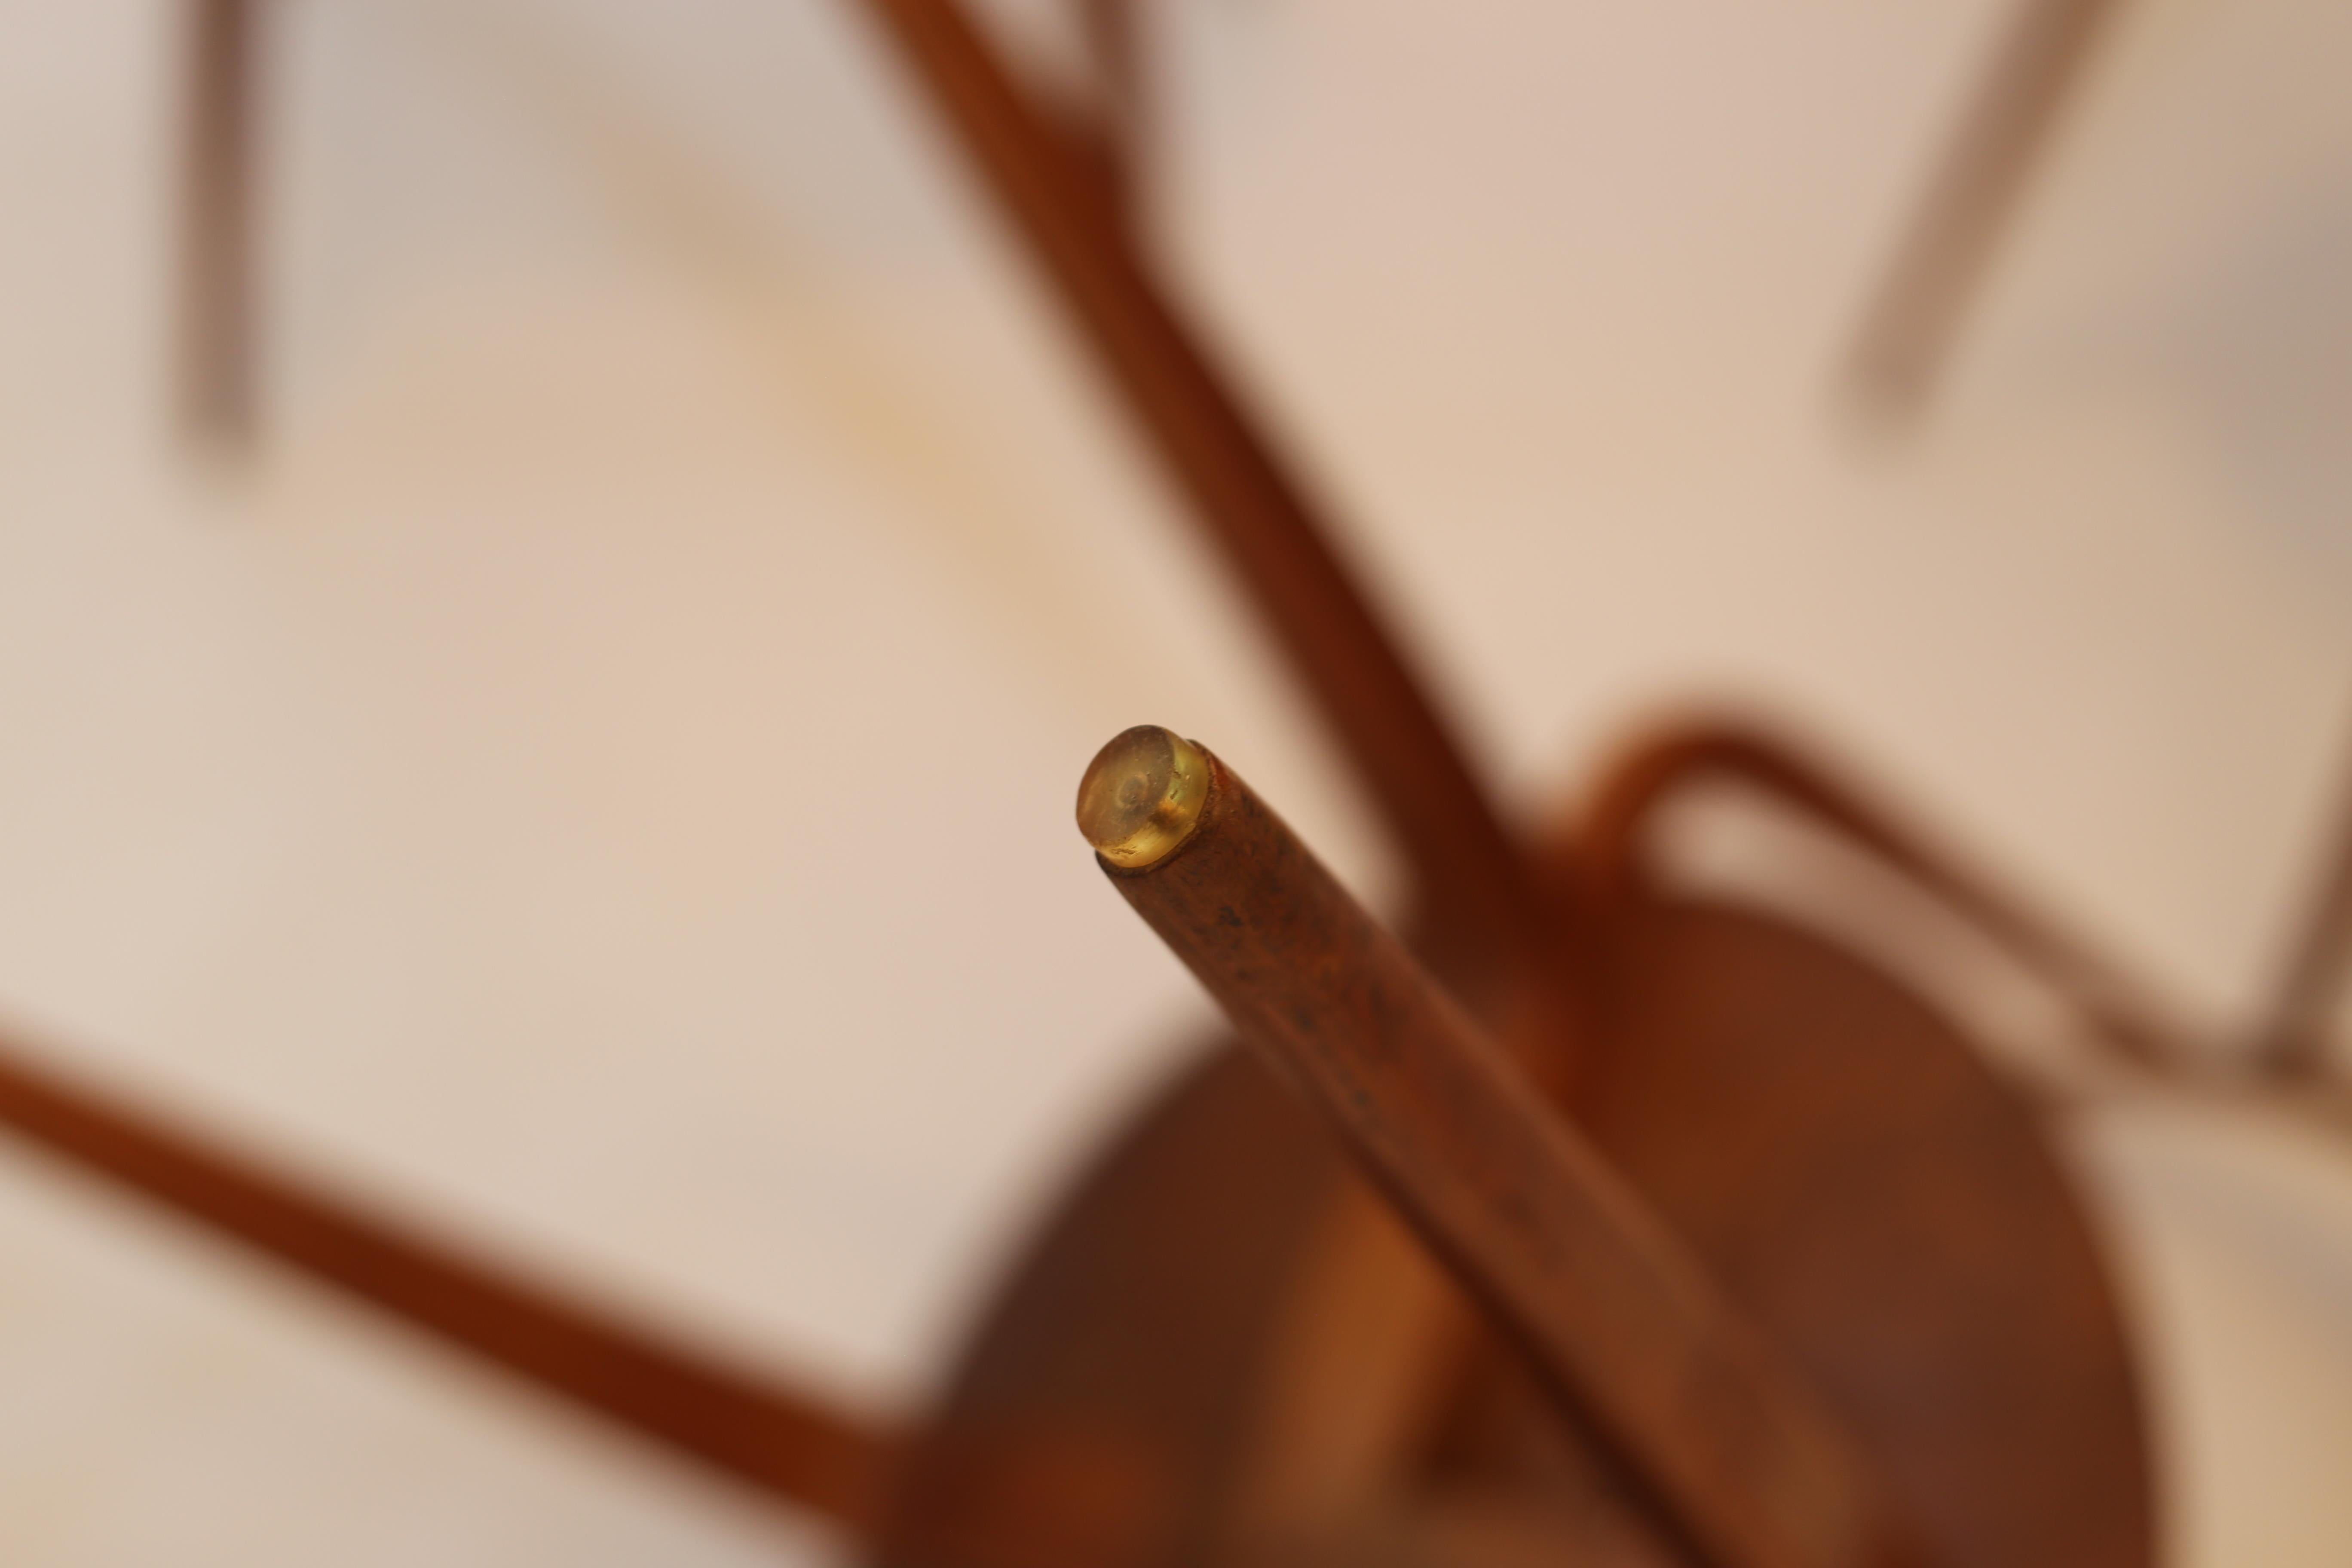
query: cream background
[{"left": 2, "top": 0, "right": 2350, "bottom": 1561}]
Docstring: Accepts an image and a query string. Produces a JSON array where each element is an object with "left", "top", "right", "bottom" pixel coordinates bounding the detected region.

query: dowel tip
[{"left": 1077, "top": 726, "right": 1210, "bottom": 869}]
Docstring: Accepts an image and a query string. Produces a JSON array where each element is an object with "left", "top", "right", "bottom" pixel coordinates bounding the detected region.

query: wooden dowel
[
  {"left": 181, "top": 0, "right": 260, "bottom": 449},
  {"left": 1077, "top": 726, "right": 1923, "bottom": 1568},
  {"left": 0, "top": 1029, "right": 894, "bottom": 1528},
  {"left": 847, "top": 0, "right": 1549, "bottom": 974},
  {"left": 1844, "top": 0, "right": 2127, "bottom": 420}
]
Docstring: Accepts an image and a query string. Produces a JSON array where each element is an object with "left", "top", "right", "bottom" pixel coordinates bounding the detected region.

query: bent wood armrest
[{"left": 1574, "top": 718, "right": 2188, "bottom": 1072}]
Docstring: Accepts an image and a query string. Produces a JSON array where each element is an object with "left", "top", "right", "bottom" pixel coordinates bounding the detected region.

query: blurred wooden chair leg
[
  {"left": 1842, "top": 0, "right": 2131, "bottom": 422},
  {"left": 181, "top": 0, "right": 261, "bottom": 452},
  {"left": 0, "top": 1024, "right": 896, "bottom": 1530},
  {"left": 1060, "top": 0, "right": 1143, "bottom": 236},
  {"left": 847, "top": 0, "right": 1554, "bottom": 986},
  {"left": 2254, "top": 721, "right": 2352, "bottom": 1081}
]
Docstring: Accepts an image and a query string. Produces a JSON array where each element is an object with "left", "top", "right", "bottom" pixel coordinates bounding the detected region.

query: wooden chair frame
[{"left": 8, "top": 0, "right": 2344, "bottom": 1561}]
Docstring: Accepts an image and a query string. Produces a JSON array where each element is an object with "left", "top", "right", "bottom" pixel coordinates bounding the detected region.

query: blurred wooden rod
[
  {"left": 1071, "top": 0, "right": 1142, "bottom": 229},
  {"left": 1844, "top": 0, "right": 2127, "bottom": 417},
  {"left": 2255, "top": 734, "right": 2352, "bottom": 1077},
  {"left": 0, "top": 1030, "right": 894, "bottom": 1528},
  {"left": 848, "top": 0, "right": 1548, "bottom": 971},
  {"left": 181, "top": 0, "right": 260, "bottom": 448},
  {"left": 1077, "top": 726, "right": 1923, "bottom": 1568}
]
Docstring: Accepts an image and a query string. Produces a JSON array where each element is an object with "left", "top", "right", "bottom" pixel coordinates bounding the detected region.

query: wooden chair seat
[{"left": 873, "top": 897, "right": 2150, "bottom": 1568}]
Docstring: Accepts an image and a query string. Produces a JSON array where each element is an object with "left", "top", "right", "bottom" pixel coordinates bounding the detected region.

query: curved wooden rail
[{"left": 1573, "top": 718, "right": 2189, "bottom": 1072}]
